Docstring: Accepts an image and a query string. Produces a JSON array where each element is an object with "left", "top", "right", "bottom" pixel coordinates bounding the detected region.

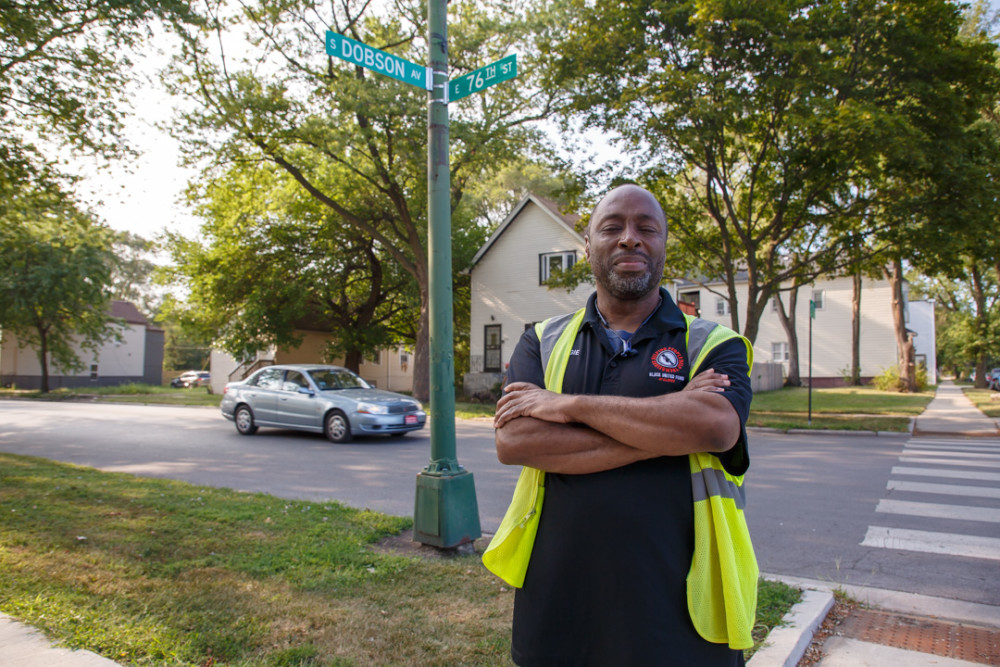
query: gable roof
[{"left": 469, "top": 193, "right": 583, "bottom": 268}]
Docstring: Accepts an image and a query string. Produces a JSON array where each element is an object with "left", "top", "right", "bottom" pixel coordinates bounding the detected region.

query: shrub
[{"left": 872, "top": 364, "right": 927, "bottom": 392}]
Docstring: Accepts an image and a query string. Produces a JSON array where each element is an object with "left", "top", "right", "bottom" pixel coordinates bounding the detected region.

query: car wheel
[
  {"left": 235, "top": 405, "right": 258, "bottom": 435},
  {"left": 324, "top": 410, "right": 351, "bottom": 443}
]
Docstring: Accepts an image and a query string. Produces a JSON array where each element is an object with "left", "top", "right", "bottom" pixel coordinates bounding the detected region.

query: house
[
  {"left": 209, "top": 330, "right": 414, "bottom": 395},
  {"left": 464, "top": 194, "right": 933, "bottom": 394},
  {"left": 0, "top": 300, "right": 165, "bottom": 390},
  {"left": 464, "top": 194, "right": 592, "bottom": 397},
  {"left": 675, "top": 277, "right": 936, "bottom": 387}
]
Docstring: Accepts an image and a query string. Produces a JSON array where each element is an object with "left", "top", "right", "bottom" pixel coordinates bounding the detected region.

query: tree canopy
[
  {"left": 0, "top": 193, "right": 119, "bottom": 392},
  {"left": 543, "top": 0, "right": 998, "bottom": 363},
  {"left": 164, "top": 0, "right": 556, "bottom": 399}
]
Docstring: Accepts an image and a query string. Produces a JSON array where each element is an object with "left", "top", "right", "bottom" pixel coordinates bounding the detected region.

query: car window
[
  {"left": 283, "top": 371, "right": 310, "bottom": 393},
  {"left": 307, "top": 368, "right": 370, "bottom": 390},
  {"left": 251, "top": 367, "right": 284, "bottom": 390}
]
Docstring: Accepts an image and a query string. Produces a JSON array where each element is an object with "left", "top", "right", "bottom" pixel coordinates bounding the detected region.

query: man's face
[{"left": 585, "top": 185, "right": 667, "bottom": 301}]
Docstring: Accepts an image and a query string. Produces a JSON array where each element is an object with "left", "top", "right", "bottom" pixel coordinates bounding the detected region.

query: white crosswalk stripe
[{"left": 863, "top": 437, "right": 1000, "bottom": 561}]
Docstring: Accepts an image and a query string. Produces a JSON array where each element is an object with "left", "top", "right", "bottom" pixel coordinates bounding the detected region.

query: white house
[
  {"left": 0, "top": 300, "right": 165, "bottom": 390},
  {"left": 464, "top": 193, "right": 935, "bottom": 394},
  {"left": 675, "top": 278, "right": 936, "bottom": 387},
  {"left": 464, "top": 194, "right": 591, "bottom": 396}
]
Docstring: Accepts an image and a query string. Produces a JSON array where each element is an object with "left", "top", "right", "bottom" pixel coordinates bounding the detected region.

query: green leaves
[{"left": 0, "top": 194, "right": 119, "bottom": 390}]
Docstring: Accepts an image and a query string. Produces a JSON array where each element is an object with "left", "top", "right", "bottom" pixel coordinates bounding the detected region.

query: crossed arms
[{"left": 493, "top": 369, "right": 741, "bottom": 475}]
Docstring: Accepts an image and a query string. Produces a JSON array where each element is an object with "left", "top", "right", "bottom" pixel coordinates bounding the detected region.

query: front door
[{"left": 484, "top": 324, "right": 501, "bottom": 373}]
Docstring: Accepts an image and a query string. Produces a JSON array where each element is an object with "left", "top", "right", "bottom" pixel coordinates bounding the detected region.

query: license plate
[{"left": 405, "top": 415, "right": 417, "bottom": 425}]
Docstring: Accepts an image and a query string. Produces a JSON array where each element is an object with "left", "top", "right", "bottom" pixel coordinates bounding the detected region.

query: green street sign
[
  {"left": 326, "top": 31, "right": 430, "bottom": 90},
  {"left": 448, "top": 54, "right": 517, "bottom": 102}
]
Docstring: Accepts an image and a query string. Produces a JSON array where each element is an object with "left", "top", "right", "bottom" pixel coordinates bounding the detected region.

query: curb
[
  {"left": 748, "top": 586, "right": 834, "bottom": 667},
  {"left": 747, "top": 427, "right": 908, "bottom": 437}
]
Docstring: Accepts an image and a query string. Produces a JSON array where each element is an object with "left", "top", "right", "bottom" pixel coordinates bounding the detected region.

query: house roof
[
  {"left": 469, "top": 193, "right": 583, "bottom": 268},
  {"left": 110, "top": 300, "right": 154, "bottom": 327}
]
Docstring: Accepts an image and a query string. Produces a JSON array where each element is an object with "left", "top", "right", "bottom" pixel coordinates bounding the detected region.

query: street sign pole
[{"left": 412, "top": 0, "right": 481, "bottom": 548}]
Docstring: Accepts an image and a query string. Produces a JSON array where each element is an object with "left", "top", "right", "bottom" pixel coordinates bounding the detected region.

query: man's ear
[{"left": 584, "top": 235, "right": 591, "bottom": 261}]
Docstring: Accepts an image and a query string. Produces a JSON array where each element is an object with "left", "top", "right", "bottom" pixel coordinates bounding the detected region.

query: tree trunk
[
  {"left": 850, "top": 270, "right": 862, "bottom": 386},
  {"left": 775, "top": 289, "right": 802, "bottom": 387},
  {"left": 885, "top": 257, "right": 916, "bottom": 392},
  {"left": 970, "top": 263, "right": 990, "bottom": 389},
  {"left": 343, "top": 350, "right": 362, "bottom": 374},
  {"left": 36, "top": 326, "right": 50, "bottom": 394}
]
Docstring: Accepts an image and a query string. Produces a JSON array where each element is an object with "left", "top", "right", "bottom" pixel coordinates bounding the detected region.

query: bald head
[{"left": 587, "top": 185, "right": 667, "bottom": 237}]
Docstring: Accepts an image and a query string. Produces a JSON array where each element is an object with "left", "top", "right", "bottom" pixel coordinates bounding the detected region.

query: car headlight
[{"left": 356, "top": 402, "right": 388, "bottom": 415}]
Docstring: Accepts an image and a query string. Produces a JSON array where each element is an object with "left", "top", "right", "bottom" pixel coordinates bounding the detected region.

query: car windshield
[{"left": 307, "top": 368, "right": 370, "bottom": 390}]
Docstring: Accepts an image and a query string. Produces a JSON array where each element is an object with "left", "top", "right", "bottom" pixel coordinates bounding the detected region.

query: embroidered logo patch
[{"left": 649, "top": 347, "right": 685, "bottom": 383}]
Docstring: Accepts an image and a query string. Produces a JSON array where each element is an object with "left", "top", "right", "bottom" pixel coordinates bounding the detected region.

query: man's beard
[{"left": 592, "top": 251, "right": 665, "bottom": 300}]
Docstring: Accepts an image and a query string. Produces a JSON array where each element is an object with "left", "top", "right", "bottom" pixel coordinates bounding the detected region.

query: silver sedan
[{"left": 220, "top": 364, "right": 426, "bottom": 443}]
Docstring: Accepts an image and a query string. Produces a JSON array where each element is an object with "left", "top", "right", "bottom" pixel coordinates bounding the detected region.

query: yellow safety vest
[{"left": 482, "top": 308, "right": 759, "bottom": 649}]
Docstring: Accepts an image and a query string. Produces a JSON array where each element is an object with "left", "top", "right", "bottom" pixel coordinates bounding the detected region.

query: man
[{"left": 491, "top": 184, "right": 754, "bottom": 666}]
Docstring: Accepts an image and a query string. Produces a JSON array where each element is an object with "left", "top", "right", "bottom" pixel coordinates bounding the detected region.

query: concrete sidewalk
[
  {"left": 2, "top": 380, "right": 998, "bottom": 666},
  {"left": 913, "top": 379, "right": 1000, "bottom": 437}
]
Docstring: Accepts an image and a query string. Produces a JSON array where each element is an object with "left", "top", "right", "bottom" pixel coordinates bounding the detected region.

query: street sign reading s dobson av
[
  {"left": 326, "top": 31, "right": 431, "bottom": 90},
  {"left": 448, "top": 54, "right": 517, "bottom": 102}
]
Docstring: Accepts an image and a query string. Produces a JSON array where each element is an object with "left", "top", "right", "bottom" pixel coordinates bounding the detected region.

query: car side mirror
[{"left": 298, "top": 387, "right": 315, "bottom": 396}]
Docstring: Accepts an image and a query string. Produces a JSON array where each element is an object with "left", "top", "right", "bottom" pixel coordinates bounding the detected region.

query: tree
[
  {"left": 0, "top": 192, "right": 119, "bottom": 392},
  {"left": 0, "top": 0, "right": 199, "bottom": 185},
  {"left": 110, "top": 231, "right": 164, "bottom": 318},
  {"left": 163, "top": 162, "right": 420, "bottom": 373},
  {"left": 544, "top": 0, "right": 996, "bottom": 365},
  {"left": 164, "top": 0, "right": 557, "bottom": 400}
]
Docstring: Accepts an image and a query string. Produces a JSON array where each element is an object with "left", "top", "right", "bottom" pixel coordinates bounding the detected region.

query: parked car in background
[
  {"left": 988, "top": 368, "right": 1000, "bottom": 391},
  {"left": 220, "top": 364, "right": 426, "bottom": 443},
  {"left": 171, "top": 371, "right": 211, "bottom": 388}
]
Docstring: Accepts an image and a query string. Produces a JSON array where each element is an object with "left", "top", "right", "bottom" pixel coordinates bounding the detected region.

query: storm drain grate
[{"left": 838, "top": 609, "right": 1000, "bottom": 665}]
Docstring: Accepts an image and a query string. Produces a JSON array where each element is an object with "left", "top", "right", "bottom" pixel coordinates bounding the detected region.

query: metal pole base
[{"left": 413, "top": 469, "right": 482, "bottom": 548}]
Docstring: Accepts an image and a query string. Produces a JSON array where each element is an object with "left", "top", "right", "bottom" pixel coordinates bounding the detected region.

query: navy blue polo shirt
[{"left": 506, "top": 288, "right": 751, "bottom": 666}]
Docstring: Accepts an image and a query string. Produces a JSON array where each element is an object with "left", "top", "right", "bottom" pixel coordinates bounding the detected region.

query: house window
[
  {"left": 367, "top": 350, "right": 381, "bottom": 365},
  {"left": 771, "top": 297, "right": 779, "bottom": 312},
  {"left": 90, "top": 364, "right": 98, "bottom": 379},
  {"left": 715, "top": 298, "right": 729, "bottom": 316},
  {"left": 484, "top": 324, "right": 502, "bottom": 373},
  {"left": 399, "top": 351, "right": 409, "bottom": 373},
  {"left": 539, "top": 251, "right": 576, "bottom": 284},
  {"left": 524, "top": 321, "right": 539, "bottom": 332},
  {"left": 772, "top": 342, "right": 789, "bottom": 362},
  {"left": 812, "top": 290, "right": 825, "bottom": 310}
]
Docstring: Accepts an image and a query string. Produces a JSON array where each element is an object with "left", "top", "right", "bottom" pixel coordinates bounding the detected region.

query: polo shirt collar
[{"left": 583, "top": 287, "right": 687, "bottom": 336}]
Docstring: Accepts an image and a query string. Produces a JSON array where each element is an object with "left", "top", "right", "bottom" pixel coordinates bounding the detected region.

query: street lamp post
[{"left": 412, "top": 0, "right": 481, "bottom": 549}]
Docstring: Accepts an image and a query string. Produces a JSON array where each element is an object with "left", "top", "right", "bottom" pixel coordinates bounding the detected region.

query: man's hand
[
  {"left": 493, "top": 382, "right": 574, "bottom": 429},
  {"left": 684, "top": 368, "right": 730, "bottom": 393}
]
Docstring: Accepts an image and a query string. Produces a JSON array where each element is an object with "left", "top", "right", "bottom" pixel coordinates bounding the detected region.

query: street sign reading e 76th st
[
  {"left": 326, "top": 31, "right": 431, "bottom": 91},
  {"left": 448, "top": 54, "right": 517, "bottom": 102}
]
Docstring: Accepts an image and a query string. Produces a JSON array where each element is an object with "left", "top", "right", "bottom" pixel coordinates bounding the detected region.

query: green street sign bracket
[
  {"left": 448, "top": 54, "right": 517, "bottom": 102},
  {"left": 326, "top": 31, "right": 431, "bottom": 91}
]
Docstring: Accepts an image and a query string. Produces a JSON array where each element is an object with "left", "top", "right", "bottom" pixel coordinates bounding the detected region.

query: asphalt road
[{"left": 1, "top": 400, "right": 996, "bottom": 607}]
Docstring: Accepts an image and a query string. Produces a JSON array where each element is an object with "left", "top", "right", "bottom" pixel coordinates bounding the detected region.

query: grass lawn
[
  {"left": 0, "top": 384, "right": 221, "bottom": 407},
  {"left": 961, "top": 387, "right": 1000, "bottom": 418},
  {"left": 0, "top": 454, "right": 798, "bottom": 665},
  {"left": 748, "top": 385, "right": 935, "bottom": 432}
]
